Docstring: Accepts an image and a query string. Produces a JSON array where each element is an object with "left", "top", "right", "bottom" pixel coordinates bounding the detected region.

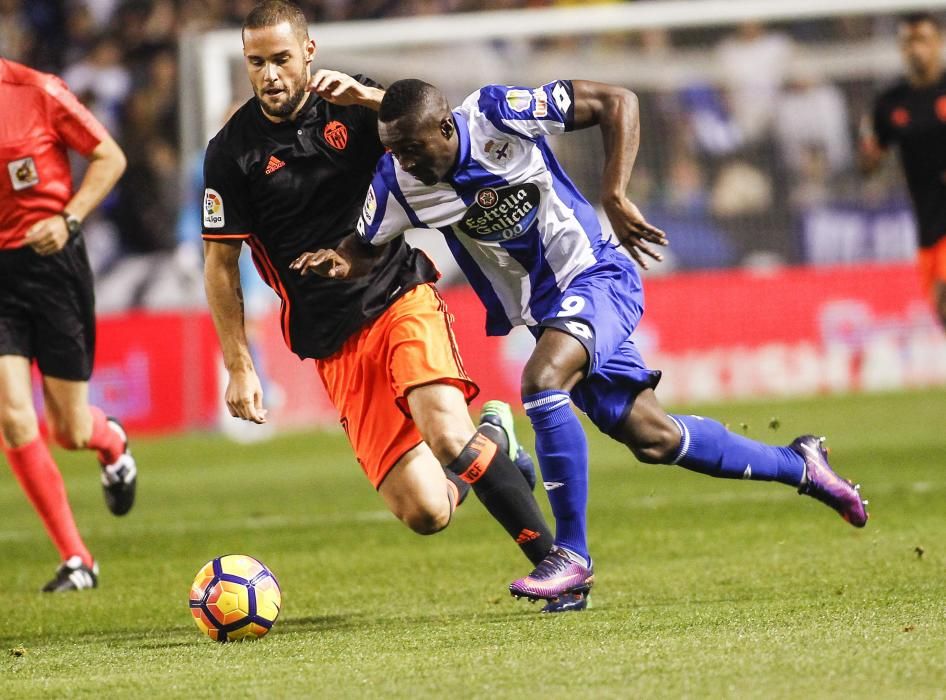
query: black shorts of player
[{"left": 0, "top": 234, "right": 96, "bottom": 381}]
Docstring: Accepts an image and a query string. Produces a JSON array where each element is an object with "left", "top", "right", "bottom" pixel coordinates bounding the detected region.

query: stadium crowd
[{"left": 0, "top": 0, "right": 926, "bottom": 308}]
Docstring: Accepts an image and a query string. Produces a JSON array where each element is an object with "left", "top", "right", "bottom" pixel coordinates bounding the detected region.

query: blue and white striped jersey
[{"left": 357, "top": 80, "right": 633, "bottom": 336}]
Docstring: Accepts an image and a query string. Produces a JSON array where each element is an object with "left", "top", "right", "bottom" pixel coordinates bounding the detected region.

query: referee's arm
[
  {"left": 24, "top": 135, "right": 126, "bottom": 256},
  {"left": 65, "top": 135, "right": 126, "bottom": 222}
]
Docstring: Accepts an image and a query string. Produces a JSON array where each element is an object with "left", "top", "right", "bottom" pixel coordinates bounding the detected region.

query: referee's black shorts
[{"left": 0, "top": 234, "right": 96, "bottom": 381}]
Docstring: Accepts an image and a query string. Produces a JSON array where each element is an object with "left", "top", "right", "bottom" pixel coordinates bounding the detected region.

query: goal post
[{"left": 182, "top": 0, "right": 946, "bottom": 157}]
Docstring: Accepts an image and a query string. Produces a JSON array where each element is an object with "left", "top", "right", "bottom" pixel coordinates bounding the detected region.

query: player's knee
[
  {"left": 521, "top": 360, "right": 570, "bottom": 396},
  {"left": 424, "top": 428, "right": 470, "bottom": 466},
  {"left": 630, "top": 444, "right": 674, "bottom": 465},
  {"left": 626, "top": 424, "right": 681, "bottom": 465},
  {"left": 0, "top": 404, "right": 39, "bottom": 448},
  {"left": 403, "top": 503, "right": 451, "bottom": 535}
]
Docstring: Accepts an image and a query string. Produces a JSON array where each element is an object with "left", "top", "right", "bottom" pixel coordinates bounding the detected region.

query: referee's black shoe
[
  {"left": 42, "top": 556, "right": 99, "bottom": 593},
  {"left": 100, "top": 417, "right": 137, "bottom": 516}
]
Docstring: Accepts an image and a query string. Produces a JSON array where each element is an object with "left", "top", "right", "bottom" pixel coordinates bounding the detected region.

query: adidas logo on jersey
[{"left": 265, "top": 155, "right": 286, "bottom": 175}]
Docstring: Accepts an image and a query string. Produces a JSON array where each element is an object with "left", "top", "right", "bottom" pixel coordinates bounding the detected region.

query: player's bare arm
[
  {"left": 290, "top": 233, "right": 384, "bottom": 279},
  {"left": 857, "top": 114, "right": 888, "bottom": 174},
  {"left": 23, "top": 135, "right": 126, "bottom": 256},
  {"left": 203, "top": 239, "right": 268, "bottom": 424},
  {"left": 571, "top": 80, "right": 667, "bottom": 269},
  {"left": 307, "top": 69, "right": 384, "bottom": 110}
]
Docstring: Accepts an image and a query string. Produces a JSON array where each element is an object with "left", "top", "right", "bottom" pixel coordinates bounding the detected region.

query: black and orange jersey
[
  {"left": 201, "top": 75, "right": 437, "bottom": 359},
  {"left": 872, "top": 73, "right": 946, "bottom": 248},
  {"left": 0, "top": 58, "right": 108, "bottom": 250}
]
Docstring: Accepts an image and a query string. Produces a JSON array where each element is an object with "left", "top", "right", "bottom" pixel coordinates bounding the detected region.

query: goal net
[
  {"left": 180, "top": 0, "right": 946, "bottom": 428},
  {"left": 182, "top": 0, "right": 946, "bottom": 275}
]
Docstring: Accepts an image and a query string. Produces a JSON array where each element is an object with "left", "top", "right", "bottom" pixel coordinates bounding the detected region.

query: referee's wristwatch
[{"left": 61, "top": 211, "right": 82, "bottom": 237}]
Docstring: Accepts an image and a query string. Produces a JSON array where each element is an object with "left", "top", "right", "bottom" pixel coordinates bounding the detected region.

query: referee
[
  {"left": 1, "top": 57, "right": 137, "bottom": 592},
  {"left": 861, "top": 12, "right": 946, "bottom": 330}
]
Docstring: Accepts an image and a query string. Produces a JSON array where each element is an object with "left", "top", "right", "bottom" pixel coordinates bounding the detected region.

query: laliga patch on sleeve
[
  {"left": 8, "top": 156, "right": 39, "bottom": 191},
  {"left": 203, "top": 188, "right": 225, "bottom": 228},
  {"left": 505, "top": 89, "right": 533, "bottom": 112},
  {"left": 363, "top": 184, "right": 377, "bottom": 224}
]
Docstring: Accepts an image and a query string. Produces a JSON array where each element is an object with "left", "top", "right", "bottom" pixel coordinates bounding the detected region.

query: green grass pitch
[{"left": 3, "top": 389, "right": 945, "bottom": 698}]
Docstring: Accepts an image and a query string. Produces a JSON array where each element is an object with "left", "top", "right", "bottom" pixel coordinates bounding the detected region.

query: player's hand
[
  {"left": 307, "top": 69, "right": 383, "bottom": 108},
  {"left": 23, "top": 215, "right": 70, "bottom": 256},
  {"left": 225, "top": 369, "right": 268, "bottom": 424},
  {"left": 290, "top": 249, "right": 353, "bottom": 279},
  {"left": 602, "top": 196, "right": 668, "bottom": 270}
]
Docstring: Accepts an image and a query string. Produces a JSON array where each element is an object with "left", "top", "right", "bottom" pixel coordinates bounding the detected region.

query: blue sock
[
  {"left": 668, "top": 415, "right": 805, "bottom": 485},
  {"left": 523, "top": 390, "right": 589, "bottom": 561}
]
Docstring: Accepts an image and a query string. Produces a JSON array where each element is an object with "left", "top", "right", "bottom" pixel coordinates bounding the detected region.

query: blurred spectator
[
  {"left": 18, "top": 0, "right": 67, "bottom": 71},
  {"left": 62, "top": 3, "right": 99, "bottom": 66},
  {"left": 678, "top": 83, "right": 742, "bottom": 157},
  {"left": 774, "top": 69, "right": 852, "bottom": 177},
  {"left": 716, "top": 21, "right": 794, "bottom": 144},
  {"left": 123, "top": 44, "right": 178, "bottom": 151},
  {"left": 113, "top": 138, "right": 178, "bottom": 255},
  {"left": 81, "top": 0, "right": 122, "bottom": 28},
  {"left": 63, "top": 34, "right": 131, "bottom": 136},
  {"left": 647, "top": 155, "right": 738, "bottom": 270},
  {"left": 787, "top": 146, "right": 833, "bottom": 209},
  {"left": 179, "top": 0, "right": 230, "bottom": 31},
  {"left": 773, "top": 69, "right": 852, "bottom": 209},
  {"left": 0, "top": 0, "right": 33, "bottom": 63},
  {"left": 3, "top": 0, "right": 933, "bottom": 301},
  {"left": 710, "top": 159, "right": 786, "bottom": 265},
  {"left": 97, "top": 135, "right": 202, "bottom": 310}
]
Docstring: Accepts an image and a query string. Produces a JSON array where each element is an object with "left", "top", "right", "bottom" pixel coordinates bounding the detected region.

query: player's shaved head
[
  {"left": 379, "top": 79, "right": 450, "bottom": 126},
  {"left": 378, "top": 79, "right": 458, "bottom": 186},
  {"left": 243, "top": 0, "right": 309, "bottom": 44}
]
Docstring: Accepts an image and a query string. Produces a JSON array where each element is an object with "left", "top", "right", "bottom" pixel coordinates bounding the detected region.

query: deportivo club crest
[{"left": 484, "top": 139, "right": 512, "bottom": 162}]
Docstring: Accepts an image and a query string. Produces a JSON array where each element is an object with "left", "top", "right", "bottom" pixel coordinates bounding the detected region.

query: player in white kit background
[{"left": 293, "top": 77, "right": 869, "bottom": 612}]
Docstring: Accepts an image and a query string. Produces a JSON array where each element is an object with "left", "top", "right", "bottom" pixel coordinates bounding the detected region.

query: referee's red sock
[
  {"left": 4, "top": 437, "right": 93, "bottom": 567},
  {"left": 87, "top": 406, "right": 123, "bottom": 464}
]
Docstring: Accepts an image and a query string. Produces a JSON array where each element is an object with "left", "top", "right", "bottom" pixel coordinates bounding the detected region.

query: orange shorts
[
  {"left": 918, "top": 237, "right": 946, "bottom": 296},
  {"left": 314, "top": 283, "right": 479, "bottom": 489}
]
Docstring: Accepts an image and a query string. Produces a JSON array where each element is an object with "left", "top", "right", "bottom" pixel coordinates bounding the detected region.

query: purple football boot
[
  {"left": 791, "top": 435, "right": 868, "bottom": 527},
  {"left": 509, "top": 546, "right": 594, "bottom": 604},
  {"left": 541, "top": 591, "right": 591, "bottom": 614}
]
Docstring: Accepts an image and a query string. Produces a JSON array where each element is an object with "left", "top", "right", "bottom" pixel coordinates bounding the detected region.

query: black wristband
[{"left": 61, "top": 212, "right": 82, "bottom": 237}]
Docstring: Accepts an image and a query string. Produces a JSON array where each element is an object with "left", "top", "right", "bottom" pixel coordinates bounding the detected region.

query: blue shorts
[{"left": 536, "top": 252, "right": 661, "bottom": 436}]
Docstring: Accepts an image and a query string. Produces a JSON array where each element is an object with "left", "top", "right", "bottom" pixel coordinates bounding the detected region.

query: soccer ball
[{"left": 189, "top": 554, "right": 281, "bottom": 642}]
